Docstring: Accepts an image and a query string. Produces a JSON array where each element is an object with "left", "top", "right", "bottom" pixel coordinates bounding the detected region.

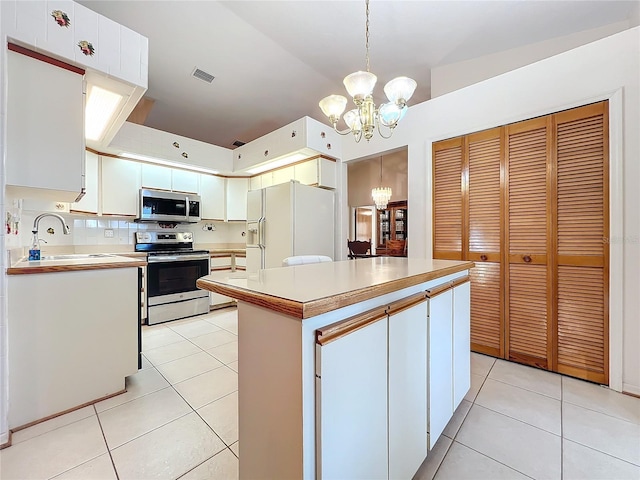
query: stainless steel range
[{"left": 135, "top": 231, "right": 210, "bottom": 325}]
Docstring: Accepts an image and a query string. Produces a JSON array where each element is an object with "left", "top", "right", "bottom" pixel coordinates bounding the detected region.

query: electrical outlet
[{"left": 104, "top": 228, "right": 114, "bottom": 238}]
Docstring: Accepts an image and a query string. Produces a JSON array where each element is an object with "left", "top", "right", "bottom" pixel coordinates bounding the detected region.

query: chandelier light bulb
[{"left": 384, "top": 76, "right": 417, "bottom": 105}]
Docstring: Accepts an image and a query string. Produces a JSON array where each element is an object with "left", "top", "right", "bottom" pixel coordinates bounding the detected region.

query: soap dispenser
[{"left": 28, "top": 231, "right": 40, "bottom": 261}]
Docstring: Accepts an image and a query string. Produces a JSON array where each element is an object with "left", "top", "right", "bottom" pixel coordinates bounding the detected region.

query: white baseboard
[{"left": 622, "top": 383, "right": 640, "bottom": 397}]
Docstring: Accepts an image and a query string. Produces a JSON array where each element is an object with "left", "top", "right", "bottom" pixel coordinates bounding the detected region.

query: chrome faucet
[{"left": 32, "top": 213, "right": 71, "bottom": 236}]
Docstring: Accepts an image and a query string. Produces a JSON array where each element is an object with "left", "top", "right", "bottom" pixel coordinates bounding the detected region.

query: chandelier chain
[{"left": 365, "top": 0, "right": 370, "bottom": 73}]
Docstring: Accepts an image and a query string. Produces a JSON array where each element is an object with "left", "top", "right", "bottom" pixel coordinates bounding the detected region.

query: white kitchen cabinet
[
  {"left": 453, "top": 281, "right": 471, "bottom": 407},
  {"left": 294, "top": 158, "right": 337, "bottom": 189},
  {"left": 316, "top": 313, "right": 388, "bottom": 479},
  {"left": 226, "top": 177, "right": 249, "bottom": 221},
  {"left": 250, "top": 175, "right": 262, "bottom": 191},
  {"left": 234, "top": 254, "right": 246, "bottom": 271},
  {"left": 272, "top": 165, "right": 295, "bottom": 186},
  {"left": 388, "top": 296, "right": 428, "bottom": 479},
  {"left": 294, "top": 160, "right": 318, "bottom": 185},
  {"left": 6, "top": 48, "right": 85, "bottom": 202},
  {"left": 102, "top": 156, "right": 141, "bottom": 216},
  {"left": 200, "top": 174, "right": 226, "bottom": 220},
  {"left": 7, "top": 266, "right": 139, "bottom": 429},
  {"left": 318, "top": 158, "right": 337, "bottom": 189},
  {"left": 260, "top": 172, "right": 274, "bottom": 188},
  {"left": 428, "top": 289, "right": 454, "bottom": 450},
  {"left": 71, "top": 152, "right": 99, "bottom": 214},
  {"left": 171, "top": 169, "right": 199, "bottom": 194},
  {"left": 233, "top": 116, "right": 341, "bottom": 172},
  {"left": 141, "top": 163, "right": 171, "bottom": 190}
]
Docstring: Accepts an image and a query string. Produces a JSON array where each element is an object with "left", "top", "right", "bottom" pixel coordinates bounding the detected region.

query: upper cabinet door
[
  {"left": 141, "top": 163, "right": 171, "bottom": 191},
  {"left": 226, "top": 178, "right": 249, "bottom": 221},
  {"left": 171, "top": 169, "right": 199, "bottom": 194},
  {"left": 200, "top": 174, "right": 225, "bottom": 220},
  {"left": 6, "top": 48, "right": 85, "bottom": 201},
  {"left": 102, "top": 157, "right": 141, "bottom": 216}
]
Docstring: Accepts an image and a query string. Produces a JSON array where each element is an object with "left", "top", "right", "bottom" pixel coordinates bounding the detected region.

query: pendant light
[{"left": 372, "top": 156, "right": 392, "bottom": 209}]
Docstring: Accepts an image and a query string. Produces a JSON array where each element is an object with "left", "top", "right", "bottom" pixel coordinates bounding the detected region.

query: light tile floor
[{"left": 1, "top": 307, "right": 639, "bottom": 480}]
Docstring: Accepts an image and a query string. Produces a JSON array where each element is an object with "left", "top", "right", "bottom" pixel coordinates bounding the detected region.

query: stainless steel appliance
[
  {"left": 137, "top": 189, "right": 201, "bottom": 223},
  {"left": 135, "top": 231, "right": 209, "bottom": 325}
]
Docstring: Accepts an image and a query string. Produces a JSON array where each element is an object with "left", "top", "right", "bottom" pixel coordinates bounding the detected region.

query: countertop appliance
[
  {"left": 137, "top": 188, "right": 201, "bottom": 223},
  {"left": 246, "top": 180, "right": 335, "bottom": 273},
  {"left": 135, "top": 231, "right": 209, "bottom": 325}
]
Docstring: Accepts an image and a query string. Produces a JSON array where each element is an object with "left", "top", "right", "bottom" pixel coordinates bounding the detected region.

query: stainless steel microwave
[{"left": 136, "top": 189, "right": 201, "bottom": 223}]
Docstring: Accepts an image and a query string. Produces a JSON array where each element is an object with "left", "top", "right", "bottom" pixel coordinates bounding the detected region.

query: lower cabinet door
[
  {"left": 316, "top": 318, "right": 388, "bottom": 479},
  {"left": 388, "top": 300, "right": 428, "bottom": 479},
  {"left": 428, "top": 290, "right": 454, "bottom": 449},
  {"left": 453, "top": 281, "right": 471, "bottom": 409}
]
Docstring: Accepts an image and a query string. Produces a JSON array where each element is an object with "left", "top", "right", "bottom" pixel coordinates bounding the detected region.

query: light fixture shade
[
  {"left": 344, "top": 109, "right": 362, "bottom": 131},
  {"left": 372, "top": 186, "right": 392, "bottom": 210},
  {"left": 343, "top": 71, "right": 377, "bottom": 98},
  {"left": 384, "top": 76, "right": 417, "bottom": 104},
  {"left": 378, "top": 102, "right": 407, "bottom": 127},
  {"left": 319, "top": 95, "right": 348, "bottom": 119}
]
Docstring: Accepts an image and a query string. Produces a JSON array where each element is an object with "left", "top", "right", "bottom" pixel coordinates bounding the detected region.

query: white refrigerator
[{"left": 246, "top": 181, "right": 335, "bottom": 273}]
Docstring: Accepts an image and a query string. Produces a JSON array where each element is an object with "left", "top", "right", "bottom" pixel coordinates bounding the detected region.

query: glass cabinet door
[
  {"left": 394, "top": 207, "right": 407, "bottom": 240},
  {"left": 378, "top": 209, "right": 390, "bottom": 246}
]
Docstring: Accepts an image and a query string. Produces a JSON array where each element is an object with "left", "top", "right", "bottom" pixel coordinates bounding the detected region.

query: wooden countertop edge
[
  {"left": 197, "top": 261, "right": 474, "bottom": 319},
  {"left": 196, "top": 278, "right": 303, "bottom": 317},
  {"left": 7, "top": 260, "right": 147, "bottom": 275}
]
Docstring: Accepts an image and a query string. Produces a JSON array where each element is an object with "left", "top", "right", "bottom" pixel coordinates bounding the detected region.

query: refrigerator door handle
[
  {"left": 246, "top": 220, "right": 260, "bottom": 248},
  {"left": 257, "top": 217, "right": 266, "bottom": 247}
]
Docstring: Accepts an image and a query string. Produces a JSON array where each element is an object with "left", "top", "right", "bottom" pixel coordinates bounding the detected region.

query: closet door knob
[
  {"left": 523, "top": 255, "right": 532, "bottom": 263},
  {"left": 480, "top": 254, "right": 488, "bottom": 261}
]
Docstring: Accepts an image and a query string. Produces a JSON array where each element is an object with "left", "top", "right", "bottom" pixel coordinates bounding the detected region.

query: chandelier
[
  {"left": 372, "top": 156, "right": 392, "bottom": 210},
  {"left": 319, "top": 0, "right": 417, "bottom": 143}
]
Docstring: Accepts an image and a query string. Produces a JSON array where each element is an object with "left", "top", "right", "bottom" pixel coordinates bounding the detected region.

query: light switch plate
[{"left": 104, "top": 228, "right": 114, "bottom": 238}]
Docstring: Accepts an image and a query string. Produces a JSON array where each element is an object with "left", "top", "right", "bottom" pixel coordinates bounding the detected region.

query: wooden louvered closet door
[
  {"left": 432, "top": 101, "right": 609, "bottom": 384},
  {"left": 505, "top": 117, "right": 553, "bottom": 369},
  {"left": 433, "top": 137, "right": 463, "bottom": 260},
  {"left": 466, "top": 128, "right": 504, "bottom": 357},
  {"left": 553, "top": 102, "right": 609, "bottom": 384}
]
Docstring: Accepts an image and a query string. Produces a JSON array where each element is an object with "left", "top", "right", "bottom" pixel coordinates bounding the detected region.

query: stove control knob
[{"left": 184, "top": 233, "right": 192, "bottom": 240}]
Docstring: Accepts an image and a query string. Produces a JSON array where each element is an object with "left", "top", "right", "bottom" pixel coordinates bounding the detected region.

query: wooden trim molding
[
  {"left": 8, "top": 42, "right": 85, "bottom": 75},
  {"left": 316, "top": 307, "right": 388, "bottom": 346},
  {"left": 7, "top": 259, "right": 146, "bottom": 275},
  {"left": 426, "top": 275, "right": 470, "bottom": 299},
  {"left": 386, "top": 292, "right": 428, "bottom": 316}
]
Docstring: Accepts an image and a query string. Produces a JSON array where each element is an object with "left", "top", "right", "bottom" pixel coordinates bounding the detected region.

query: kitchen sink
[{"left": 39, "top": 253, "right": 112, "bottom": 261}]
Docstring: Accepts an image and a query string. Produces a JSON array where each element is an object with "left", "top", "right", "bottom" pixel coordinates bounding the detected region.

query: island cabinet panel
[
  {"left": 453, "top": 280, "right": 472, "bottom": 407},
  {"left": 388, "top": 298, "right": 428, "bottom": 480},
  {"left": 427, "top": 289, "right": 454, "bottom": 449},
  {"left": 316, "top": 315, "right": 388, "bottom": 480}
]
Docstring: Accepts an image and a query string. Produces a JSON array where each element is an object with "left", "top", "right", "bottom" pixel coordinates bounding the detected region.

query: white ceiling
[{"left": 77, "top": 0, "right": 638, "bottom": 150}]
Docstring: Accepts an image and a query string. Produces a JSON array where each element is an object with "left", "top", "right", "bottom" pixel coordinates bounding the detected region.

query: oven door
[{"left": 147, "top": 253, "right": 210, "bottom": 304}]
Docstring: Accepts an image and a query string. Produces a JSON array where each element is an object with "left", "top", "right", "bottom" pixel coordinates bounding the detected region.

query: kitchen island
[{"left": 197, "top": 257, "right": 473, "bottom": 480}]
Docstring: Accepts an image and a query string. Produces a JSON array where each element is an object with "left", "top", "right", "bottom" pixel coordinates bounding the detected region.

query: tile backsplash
[{"left": 6, "top": 209, "right": 246, "bottom": 251}]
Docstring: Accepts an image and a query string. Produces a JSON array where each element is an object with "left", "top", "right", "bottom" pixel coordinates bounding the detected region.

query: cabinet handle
[
  {"left": 326, "top": 143, "right": 332, "bottom": 150},
  {"left": 320, "top": 131, "right": 326, "bottom": 138},
  {"left": 480, "top": 254, "right": 487, "bottom": 261},
  {"left": 523, "top": 255, "right": 532, "bottom": 263},
  {"left": 264, "top": 150, "right": 269, "bottom": 157},
  {"left": 291, "top": 130, "right": 297, "bottom": 138}
]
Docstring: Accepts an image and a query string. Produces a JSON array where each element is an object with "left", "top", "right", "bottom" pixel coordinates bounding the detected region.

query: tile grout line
[
  {"left": 560, "top": 376, "right": 564, "bottom": 480},
  {"left": 93, "top": 404, "right": 121, "bottom": 480},
  {"left": 487, "top": 375, "right": 562, "bottom": 401}
]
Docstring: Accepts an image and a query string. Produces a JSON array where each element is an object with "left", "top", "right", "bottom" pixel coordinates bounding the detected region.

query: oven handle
[{"left": 148, "top": 253, "right": 211, "bottom": 263}]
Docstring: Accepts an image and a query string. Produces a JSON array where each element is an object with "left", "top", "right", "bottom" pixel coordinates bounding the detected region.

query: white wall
[
  {"left": 341, "top": 27, "right": 640, "bottom": 394},
  {"left": 431, "top": 21, "right": 631, "bottom": 97},
  {"left": 0, "top": 15, "right": 8, "bottom": 446}
]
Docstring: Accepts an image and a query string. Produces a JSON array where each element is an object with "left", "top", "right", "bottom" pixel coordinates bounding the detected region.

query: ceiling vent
[
  {"left": 232, "top": 140, "right": 246, "bottom": 147},
  {"left": 191, "top": 67, "right": 215, "bottom": 84}
]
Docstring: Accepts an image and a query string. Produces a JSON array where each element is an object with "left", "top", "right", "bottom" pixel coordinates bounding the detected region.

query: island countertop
[{"left": 196, "top": 257, "right": 474, "bottom": 319}]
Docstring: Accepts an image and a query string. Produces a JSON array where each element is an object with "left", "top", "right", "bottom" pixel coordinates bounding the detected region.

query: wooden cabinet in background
[{"left": 376, "top": 201, "right": 408, "bottom": 256}]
